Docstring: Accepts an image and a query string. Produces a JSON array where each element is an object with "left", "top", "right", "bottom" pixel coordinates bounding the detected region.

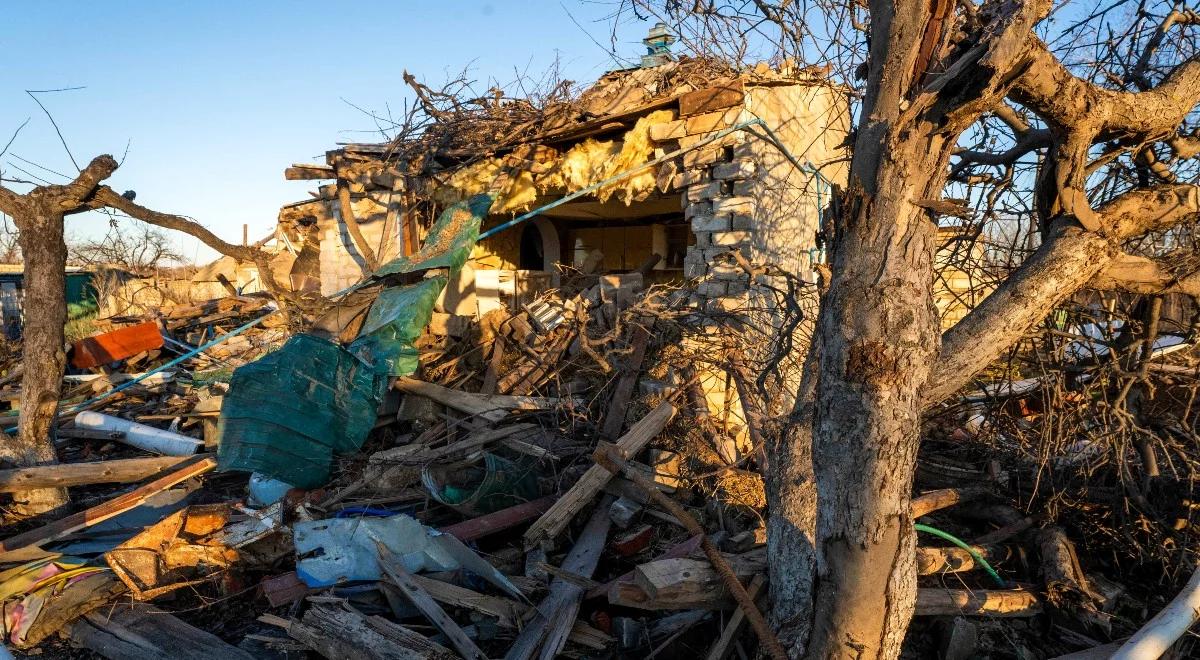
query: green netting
[
  {"left": 216, "top": 194, "right": 493, "bottom": 487},
  {"left": 216, "top": 334, "right": 382, "bottom": 488},
  {"left": 366, "top": 194, "right": 491, "bottom": 280},
  {"left": 349, "top": 276, "right": 446, "bottom": 377}
]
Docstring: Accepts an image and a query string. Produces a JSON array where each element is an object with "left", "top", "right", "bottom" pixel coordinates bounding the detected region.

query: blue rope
[{"left": 4, "top": 308, "right": 279, "bottom": 434}]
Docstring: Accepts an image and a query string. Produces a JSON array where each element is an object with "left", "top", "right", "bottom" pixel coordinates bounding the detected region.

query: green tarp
[{"left": 216, "top": 195, "right": 492, "bottom": 488}]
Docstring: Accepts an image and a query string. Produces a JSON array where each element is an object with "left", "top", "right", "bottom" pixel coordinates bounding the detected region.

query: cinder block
[
  {"left": 693, "top": 231, "right": 713, "bottom": 248},
  {"left": 713, "top": 197, "right": 755, "bottom": 215},
  {"left": 733, "top": 180, "right": 756, "bottom": 197},
  {"left": 712, "top": 159, "right": 757, "bottom": 180},
  {"left": 691, "top": 214, "right": 730, "bottom": 233}
]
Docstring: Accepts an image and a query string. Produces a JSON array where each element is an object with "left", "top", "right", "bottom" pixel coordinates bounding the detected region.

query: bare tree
[
  {"left": 0, "top": 154, "right": 284, "bottom": 517},
  {"left": 70, "top": 223, "right": 185, "bottom": 276},
  {"left": 625, "top": 1, "right": 1200, "bottom": 657}
]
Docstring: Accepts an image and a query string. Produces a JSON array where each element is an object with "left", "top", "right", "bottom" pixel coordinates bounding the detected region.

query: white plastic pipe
[
  {"left": 73, "top": 411, "right": 203, "bottom": 456},
  {"left": 1112, "top": 563, "right": 1200, "bottom": 660}
]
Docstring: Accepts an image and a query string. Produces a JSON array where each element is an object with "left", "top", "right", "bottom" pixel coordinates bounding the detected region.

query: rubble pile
[{"left": 2, "top": 249, "right": 1195, "bottom": 659}]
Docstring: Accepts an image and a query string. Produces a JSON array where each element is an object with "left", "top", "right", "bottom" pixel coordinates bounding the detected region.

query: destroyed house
[{"left": 275, "top": 56, "right": 851, "bottom": 319}]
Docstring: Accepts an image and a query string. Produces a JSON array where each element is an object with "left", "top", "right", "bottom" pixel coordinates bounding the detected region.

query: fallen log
[
  {"left": 915, "top": 587, "right": 1042, "bottom": 617},
  {"left": 911, "top": 487, "right": 985, "bottom": 518},
  {"left": 0, "top": 454, "right": 204, "bottom": 492},
  {"left": 916, "top": 544, "right": 1008, "bottom": 575}
]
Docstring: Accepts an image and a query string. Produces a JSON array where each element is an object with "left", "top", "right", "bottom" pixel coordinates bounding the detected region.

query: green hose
[{"left": 914, "top": 523, "right": 1007, "bottom": 587}]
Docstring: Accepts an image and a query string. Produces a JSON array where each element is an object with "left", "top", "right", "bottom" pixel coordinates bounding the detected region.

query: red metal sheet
[{"left": 72, "top": 321, "right": 163, "bottom": 369}]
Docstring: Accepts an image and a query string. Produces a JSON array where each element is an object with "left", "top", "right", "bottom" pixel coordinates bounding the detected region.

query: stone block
[
  {"left": 712, "top": 197, "right": 755, "bottom": 215},
  {"left": 678, "top": 168, "right": 710, "bottom": 187},
  {"left": 693, "top": 231, "right": 713, "bottom": 248},
  {"left": 695, "top": 280, "right": 728, "bottom": 297},
  {"left": 684, "top": 107, "right": 741, "bottom": 136},
  {"left": 682, "top": 146, "right": 727, "bottom": 169},
  {"left": 649, "top": 119, "right": 687, "bottom": 142},
  {"left": 683, "top": 256, "right": 707, "bottom": 279},
  {"left": 684, "top": 201, "right": 712, "bottom": 219},
  {"left": 710, "top": 262, "right": 744, "bottom": 281},
  {"left": 712, "top": 230, "right": 751, "bottom": 247},
  {"left": 691, "top": 214, "right": 730, "bottom": 233},
  {"left": 712, "top": 159, "right": 757, "bottom": 180},
  {"left": 729, "top": 213, "right": 754, "bottom": 230},
  {"left": 686, "top": 182, "right": 722, "bottom": 203},
  {"left": 733, "top": 180, "right": 756, "bottom": 197}
]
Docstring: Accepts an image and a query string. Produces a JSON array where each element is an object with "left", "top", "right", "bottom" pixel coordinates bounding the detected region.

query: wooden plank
[
  {"left": 505, "top": 501, "right": 612, "bottom": 660},
  {"left": 377, "top": 543, "right": 487, "bottom": 660},
  {"left": 442, "top": 494, "right": 556, "bottom": 542},
  {"left": 524, "top": 402, "right": 676, "bottom": 545},
  {"left": 272, "top": 604, "right": 456, "bottom": 660},
  {"left": 599, "top": 323, "right": 651, "bottom": 440},
  {"left": 481, "top": 337, "right": 505, "bottom": 395},
  {"left": 706, "top": 574, "right": 767, "bottom": 660},
  {"left": 0, "top": 456, "right": 216, "bottom": 561},
  {"left": 285, "top": 163, "right": 336, "bottom": 180},
  {"left": 68, "top": 603, "right": 257, "bottom": 660},
  {"left": 0, "top": 454, "right": 205, "bottom": 492},
  {"left": 588, "top": 534, "right": 702, "bottom": 599},
  {"left": 394, "top": 377, "right": 558, "bottom": 422},
  {"left": 678, "top": 81, "right": 744, "bottom": 117}
]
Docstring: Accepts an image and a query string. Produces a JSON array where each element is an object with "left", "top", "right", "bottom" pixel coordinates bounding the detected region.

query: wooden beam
[
  {"left": 0, "top": 456, "right": 216, "bottom": 561},
  {"left": 394, "top": 377, "right": 558, "bottom": 423},
  {"left": 505, "top": 501, "right": 612, "bottom": 660},
  {"left": 377, "top": 543, "right": 487, "bottom": 660},
  {"left": 442, "top": 495, "right": 556, "bottom": 542},
  {"left": 706, "top": 574, "right": 767, "bottom": 660},
  {"left": 0, "top": 454, "right": 206, "bottom": 493},
  {"left": 284, "top": 164, "right": 336, "bottom": 180},
  {"left": 524, "top": 401, "right": 677, "bottom": 545},
  {"left": 599, "top": 323, "right": 651, "bottom": 440},
  {"left": 68, "top": 603, "right": 257, "bottom": 660},
  {"left": 271, "top": 604, "right": 456, "bottom": 660},
  {"left": 678, "top": 81, "right": 745, "bottom": 117}
]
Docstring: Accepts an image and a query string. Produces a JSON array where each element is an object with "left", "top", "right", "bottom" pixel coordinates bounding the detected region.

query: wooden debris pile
[{"left": 0, "top": 273, "right": 1196, "bottom": 659}]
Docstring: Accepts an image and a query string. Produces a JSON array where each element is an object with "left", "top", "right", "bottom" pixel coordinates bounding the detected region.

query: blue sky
[{"left": 0, "top": 1, "right": 649, "bottom": 262}]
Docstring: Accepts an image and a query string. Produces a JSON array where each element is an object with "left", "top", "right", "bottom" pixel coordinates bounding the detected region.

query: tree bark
[{"left": 7, "top": 203, "right": 69, "bottom": 516}]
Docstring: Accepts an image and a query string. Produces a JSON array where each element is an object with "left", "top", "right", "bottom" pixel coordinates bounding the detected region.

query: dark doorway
[{"left": 519, "top": 223, "right": 544, "bottom": 270}]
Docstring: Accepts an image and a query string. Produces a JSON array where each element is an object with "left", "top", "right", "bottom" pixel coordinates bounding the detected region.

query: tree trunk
[{"left": 8, "top": 206, "right": 69, "bottom": 516}]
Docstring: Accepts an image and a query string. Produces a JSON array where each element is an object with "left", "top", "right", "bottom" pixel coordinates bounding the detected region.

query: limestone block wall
[{"left": 649, "top": 82, "right": 850, "bottom": 311}]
